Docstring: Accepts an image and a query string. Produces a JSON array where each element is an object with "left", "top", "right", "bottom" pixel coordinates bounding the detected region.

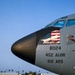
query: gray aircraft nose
[
  {"left": 11, "top": 27, "right": 60, "bottom": 65},
  {"left": 11, "top": 33, "right": 37, "bottom": 64}
]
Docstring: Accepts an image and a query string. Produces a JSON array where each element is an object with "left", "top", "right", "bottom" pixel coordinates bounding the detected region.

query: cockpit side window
[
  {"left": 54, "top": 20, "right": 65, "bottom": 28},
  {"left": 66, "top": 19, "right": 75, "bottom": 27}
]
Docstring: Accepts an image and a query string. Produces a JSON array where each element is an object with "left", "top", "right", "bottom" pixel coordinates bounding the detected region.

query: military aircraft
[{"left": 11, "top": 14, "right": 75, "bottom": 75}]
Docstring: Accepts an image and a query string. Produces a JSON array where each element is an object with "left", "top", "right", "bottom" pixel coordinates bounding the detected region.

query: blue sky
[{"left": 0, "top": 0, "right": 75, "bottom": 74}]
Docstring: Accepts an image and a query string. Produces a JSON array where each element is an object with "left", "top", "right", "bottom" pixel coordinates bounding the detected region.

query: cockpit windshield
[
  {"left": 66, "top": 19, "right": 75, "bottom": 27},
  {"left": 44, "top": 20, "right": 66, "bottom": 28},
  {"left": 54, "top": 20, "right": 65, "bottom": 28}
]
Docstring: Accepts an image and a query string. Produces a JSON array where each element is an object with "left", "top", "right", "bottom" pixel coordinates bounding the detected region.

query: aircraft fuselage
[{"left": 11, "top": 14, "right": 75, "bottom": 75}]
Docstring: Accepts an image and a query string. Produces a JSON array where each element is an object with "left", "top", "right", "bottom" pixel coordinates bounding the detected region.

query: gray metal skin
[{"left": 11, "top": 14, "right": 75, "bottom": 75}]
